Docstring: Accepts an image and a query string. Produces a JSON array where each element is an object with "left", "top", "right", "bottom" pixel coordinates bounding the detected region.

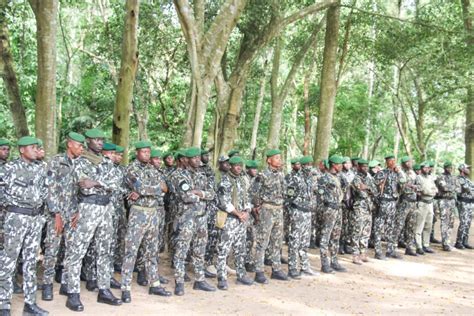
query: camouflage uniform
[
  {"left": 245, "top": 172, "right": 260, "bottom": 267},
  {"left": 349, "top": 171, "right": 377, "bottom": 255},
  {"left": 286, "top": 167, "right": 315, "bottom": 273},
  {"left": 164, "top": 166, "right": 177, "bottom": 255},
  {"left": 173, "top": 168, "right": 215, "bottom": 283},
  {"left": 435, "top": 172, "right": 458, "bottom": 247},
  {"left": 216, "top": 172, "right": 251, "bottom": 280},
  {"left": 339, "top": 169, "right": 355, "bottom": 250},
  {"left": 391, "top": 168, "right": 419, "bottom": 253},
  {"left": 253, "top": 167, "right": 286, "bottom": 273},
  {"left": 202, "top": 164, "right": 218, "bottom": 268},
  {"left": 0, "top": 158, "right": 47, "bottom": 309},
  {"left": 0, "top": 158, "right": 7, "bottom": 249},
  {"left": 42, "top": 154, "right": 78, "bottom": 286},
  {"left": 317, "top": 171, "right": 343, "bottom": 265},
  {"left": 113, "top": 164, "right": 128, "bottom": 268},
  {"left": 120, "top": 159, "right": 165, "bottom": 291},
  {"left": 309, "top": 168, "right": 323, "bottom": 246},
  {"left": 456, "top": 175, "right": 474, "bottom": 246},
  {"left": 373, "top": 169, "right": 406, "bottom": 255},
  {"left": 64, "top": 150, "right": 118, "bottom": 294}
]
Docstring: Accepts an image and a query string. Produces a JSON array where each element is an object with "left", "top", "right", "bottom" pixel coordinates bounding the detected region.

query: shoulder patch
[{"left": 179, "top": 180, "right": 191, "bottom": 192}]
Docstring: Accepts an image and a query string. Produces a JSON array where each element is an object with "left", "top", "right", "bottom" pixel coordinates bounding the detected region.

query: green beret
[
  {"left": 37, "top": 139, "right": 43, "bottom": 147},
  {"left": 85, "top": 128, "right": 105, "bottom": 139},
  {"left": 229, "top": 156, "right": 243, "bottom": 165},
  {"left": 201, "top": 149, "right": 210, "bottom": 155},
  {"left": 151, "top": 148, "right": 162, "bottom": 158},
  {"left": 163, "top": 151, "right": 174, "bottom": 159},
  {"left": 102, "top": 143, "right": 116, "bottom": 151},
  {"left": 300, "top": 156, "right": 313, "bottom": 165},
  {"left": 420, "top": 161, "right": 430, "bottom": 168},
  {"left": 17, "top": 136, "right": 39, "bottom": 147},
  {"left": 135, "top": 140, "right": 153, "bottom": 150},
  {"left": 266, "top": 149, "right": 281, "bottom": 157},
  {"left": 68, "top": 132, "right": 85, "bottom": 143},
  {"left": 358, "top": 158, "right": 369, "bottom": 165},
  {"left": 184, "top": 147, "right": 201, "bottom": 158},
  {"left": 342, "top": 156, "right": 350, "bottom": 163},
  {"left": 413, "top": 164, "right": 421, "bottom": 171},
  {"left": 290, "top": 158, "right": 300, "bottom": 164},
  {"left": 351, "top": 157, "right": 360, "bottom": 162},
  {"left": 228, "top": 149, "right": 239, "bottom": 157},
  {"left": 0, "top": 138, "right": 10, "bottom": 147},
  {"left": 368, "top": 160, "right": 380, "bottom": 168},
  {"left": 115, "top": 145, "right": 124, "bottom": 153},
  {"left": 385, "top": 154, "right": 395, "bottom": 160},
  {"left": 329, "top": 155, "right": 344, "bottom": 164},
  {"left": 245, "top": 160, "right": 258, "bottom": 169},
  {"left": 443, "top": 161, "right": 452, "bottom": 168},
  {"left": 428, "top": 161, "right": 435, "bottom": 167},
  {"left": 323, "top": 159, "right": 329, "bottom": 169},
  {"left": 400, "top": 156, "right": 411, "bottom": 163}
]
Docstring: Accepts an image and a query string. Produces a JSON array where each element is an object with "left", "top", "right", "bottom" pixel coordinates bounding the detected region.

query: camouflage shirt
[
  {"left": 400, "top": 168, "right": 419, "bottom": 201},
  {"left": 126, "top": 159, "right": 165, "bottom": 209},
  {"left": 174, "top": 167, "right": 215, "bottom": 216},
  {"left": 45, "top": 153, "right": 78, "bottom": 218},
  {"left": 217, "top": 172, "right": 251, "bottom": 213},
  {"left": 351, "top": 171, "right": 377, "bottom": 205},
  {"left": 246, "top": 173, "right": 260, "bottom": 208},
  {"left": 110, "top": 163, "right": 127, "bottom": 208},
  {"left": 317, "top": 171, "right": 343, "bottom": 209},
  {"left": 435, "top": 172, "right": 458, "bottom": 199},
  {"left": 3, "top": 158, "right": 47, "bottom": 210},
  {"left": 253, "top": 167, "right": 286, "bottom": 206},
  {"left": 200, "top": 164, "right": 215, "bottom": 189},
  {"left": 285, "top": 169, "right": 314, "bottom": 211},
  {"left": 374, "top": 168, "right": 406, "bottom": 200},
  {"left": 457, "top": 175, "right": 474, "bottom": 201},
  {"left": 0, "top": 158, "right": 7, "bottom": 207}
]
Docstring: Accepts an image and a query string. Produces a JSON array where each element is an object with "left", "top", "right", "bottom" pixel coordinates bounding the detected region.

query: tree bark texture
[{"left": 462, "top": 0, "right": 473, "bottom": 179}]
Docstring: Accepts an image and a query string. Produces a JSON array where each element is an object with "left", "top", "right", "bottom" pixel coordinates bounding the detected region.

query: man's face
[
  {"left": 343, "top": 161, "right": 352, "bottom": 171},
  {"left": 67, "top": 140, "right": 84, "bottom": 159},
  {"left": 137, "top": 148, "right": 151, "bottom": 163},
  {"left": 230, "top": 164, "right": 242, "bottom": 176},
  {"left": 351, "top": 160, "right": 358, "bottom": 168},
  {"left": 201, "top": 154, "right": 209, "bottom": 164},
  {"left": 318, "top": 161, "right": 326, "bottom": 172},
  {"left": 403, "top": 160, "right": 412, "bottom": 169},
  {"left": 219, "top": 161, "right": 230, "bottom": 172},
  {"left": 358, "top": 164, "right": 368, "bottom": 174},
  {"left": 421, "top": 166, "right": 430, "bottom": 175},
  {"left": 36, "top": 147, "right": 45, "bottom": 160},
  {"left": 332, "top": 163, "right": 342, "bottom": 173},
  {"left": 292, "top": 163, "right": 301, "bottom": 171},
  {"left": 151, "top": 157, "right": 162, "bottom": 168},
  {"left": 188, "top": 156, "right": 201, "bottom": 169},
  {"left": 462, "top": 167, "right": 470, "bottom": 176},
  {"left": 386, "top": 158, "right": 395, "bottom": 168},
  {"left": 247, "top": 168, "right": 257, "bottom": 177},
  {"left": 102, "top": 150, "right": 115, "bottom": 160},
  {"left": 444, "top": 167, "right": 452, "bottom": 174},
  {"left": 164, "top": 156, "right": 174, "bottom": 167},
  {"left": 20, "top": 144, "right": 37, "bottom": 162},
  {"left": 0, "top": 145, "right": 10, "bottom": 160},
  {"left": 114, "top": 152, "right": 123, "bottom": 164},
  {"left": 267, "top": 154, "right": 282, "bottom": 169},
  {"left": 87, "top": 138, "right": 104, "bottom": 153}
]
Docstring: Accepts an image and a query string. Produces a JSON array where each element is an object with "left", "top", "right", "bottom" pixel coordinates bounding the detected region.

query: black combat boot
[
  {"left": 121, "top": 290, "right": 131, "bottom": 303},
  {"left": 54, "top": 267, "right": 62, "bottom": 284},
  {"left": 288, "top": 270, "right": 301, "bottom": 280},
  {"left": 423, "top": 247, "right": 435, "bottom": 254},
  {"left": 23, "top": 303, "right": 48, "bottom": 316},
  {"left": 236, "top": 275, "right": 253, "bottom": 285},
  {"left": 416, "top": 248, "right": 425, "bottom": 255},
  {"left": 66, "top": 293, "right": 84, "bottom": 312},
  {"left": 149, "top": 286, "right": 172, "bottom": 296},
  {"left": 110, "top": 277, "right": 121, "bottom": 289},
  {"left": 85, "top": 279, "right": 98, "bottom": 292},
  {"left": 217, "top": 278, "right": 228, "bottom": 290},
  {"left": 41, "top": 284, "right": 53, "bottom": 301},
  {"left": 97, "top": 289, "right": 122, "bottom": 306},
  {"left": 245, "top": 263, "right": 255, "bottom": 273},
  {"left": 264, "top": 258, "right": 272, "bottom": 266},
  {"left": 271, "top": 270, "right": 288, "bottom": 281},
  {"left": 386, "top": 251, "right": 403, "bottom": 259},
  {"left": 374, "top": 251, "right": 387, "bottom": 260},
  {"left": 59, "top": 284, "right": 68, "bottom": 296},
  {"left": 137, "top": 270, "right": 148, "bottom": 286},
  {"left": 405, "top": 248, "right": 418, "bottom": 256},
  {"left": 193, "top": 280, "right": 216, "bottom": 292},
  {"left": 159, "top": 275, "right": 169, "bottom": 284},
  {"left": 331, "top": 258, "right": 347, "bottom": 272},
  {"left": 174, "top": 282, "right": 184, "bottom": 296},
  {"left": 321, "top": 258, "right": 334, "bottom": 274},
  {"left": 254, "top": 272, "right": 268, "bottom": 284}
]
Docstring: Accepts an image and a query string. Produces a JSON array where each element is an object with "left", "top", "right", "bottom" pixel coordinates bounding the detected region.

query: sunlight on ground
[{"left": 370, "top": 260, "right": 436, "bottom": 278}]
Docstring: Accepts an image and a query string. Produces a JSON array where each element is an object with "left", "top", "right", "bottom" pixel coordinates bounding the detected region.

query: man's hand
[
  {"left": 191, "top": 190, "right": 203, "bottom": 198},
  {"left": 71, "top": 212, "right": 80, "bottom": 229},
  {"left": 79, "top": 178, "right": 99, "bottom": 189},
  {"left": 54, "top": 213, "right": 63, "bottom": 235},
  {"left": 128, "top": 191, "right": 140, "bottom": 201},
  {"left": 161, "top": 182, "right": 168, "bottom": 193},
  {"left": 359, "top": 183, "right": 367, "bottom": 190}
]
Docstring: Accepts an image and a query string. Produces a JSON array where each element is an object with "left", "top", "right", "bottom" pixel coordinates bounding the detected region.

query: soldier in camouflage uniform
[
  {"left": 373, "top": 155, "right": 406, "bottom": 260},
  {"left": 435, "top": 161, "right": 458, "bottom": 251},
  {"left": 162, "top": 151, "right": 177, "bottom": 261},
  {"left": 310, "top": 160, "right": 324, "bottom": 248},
  {"left": 455, "top": 164, "right": 474, "bottom": 249},
  {"left": 63, "top": 129, "right": 122, "bottom": 312},
  {"left": 41, "top": 132, "right": 85, "bottom": 302},
  {"left": 350, "top": 159, "right": 377, "bottom": 264},
  {"left": 244, "top": 160, "right": 260, "bottom": 272},
  {"left": 317, "top": 155, "right": 346, "bottom": 273},
  {"left": 120, "top": 141, "right": 172, "bottom": 303},
  {"left": 252, "top": 149, "right": 288, "bottom": 284},
  {"left": 215, "top": 156, "right": 254, "bottom": 290},
  {"left": 0, "top": 138, "right": 11, "bottom": 250},
  {"left": 339, "top": 157, "right": 355, "bottom": 254},
  {"left": 173, "top": 147, "right": 216, "bottom": 296},
  {"left": 284, "top": 159, "right": 301, "bottom": 248},
  {"left": 112, "top": 145, "right": 128, "bottom": 272},
  {"left": 286, "top": 156, "right": 318, "bottom": 278},
  {"left": 0, "top": 136, "right": 48, "bottom": 315}
]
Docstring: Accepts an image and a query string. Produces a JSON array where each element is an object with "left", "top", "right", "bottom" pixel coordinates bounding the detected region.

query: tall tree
[
  {"left": 112, "top": 0, "right": 140, "bottom": 161},
  {"left": 313, "top": 2, "right": 340, "bottom": 161},
  {"left": 0, "top": 0, "right": 29, "bottom": 137},
  {"left": 29, "top": 0, "right": 58, "bottom": 156},
  {"left": 462, "top": 0, "right": 473, "bottom": 178}
]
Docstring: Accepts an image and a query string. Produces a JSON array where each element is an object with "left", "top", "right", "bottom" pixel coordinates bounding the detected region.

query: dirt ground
[{"left": 10, "top": 224, "right": 474, "bottom": 315}]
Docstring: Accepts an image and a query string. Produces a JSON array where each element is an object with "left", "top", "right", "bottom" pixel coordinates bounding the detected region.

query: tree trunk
[
  {"left": 112, "top": 0, "right": 140, "bottom": 162},
  {"left": 29, "top": 0, "right": 58, "bottom": 157},
  {"left": 313, "top": 3, "right": 340, "bottom": 161},
  {"left": 0, "top": 1, "right": 29, "bottom": 137},
  {"left": 267, "top": 37, "right": 283, "bottom": 149},
  {"left": 303, "top": 70, "right": 311, "bottom": 155},
  {"left": 462, "top": 0, "right": 473, "bottom": 179}
]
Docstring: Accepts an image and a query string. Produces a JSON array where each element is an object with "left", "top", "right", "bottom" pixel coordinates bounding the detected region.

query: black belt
[
  {"left": 323, "top": 202, "right": 340, "bottom": 210},
  {"left": 379, "top": 197, "right": 398, "bottom": 202},
  {"left": 459, "top": 197, "right": 474, "bottom": 203},
  {"left": 7, "top": 205, "right": 40, "bottom": 216},
  {"left": 291, "top": 203, "right": 312, "bottom": 213},
  {"left": 78, "top": 194, "right": 110, "bottom": 206},
  {"left": 439, "top": 196, "right": 455, "bottom": 200},
  {"left": 419, "top": 199, "right": 433, "bottom": 204},
  {"left": 402, "top": 196, "right": 417, "bottom": 203}
]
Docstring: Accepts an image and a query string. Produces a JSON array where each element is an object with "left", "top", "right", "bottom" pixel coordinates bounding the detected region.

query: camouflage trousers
[
  {"left": 136, "top": 205, "right": 165, "bottom": 272},
  {"left": 439, "top": 199, "right": 456, "bottom": 246},
  {"left": 254, "top": 206, "right": 284, "bottom": 272},
  {"left": 340, "top": 206, "right": 351, "bottom": 247},
  {"left": 415, "top": 201, "right": 434, "bottom": 249},
  {"left": 311, "top": 205, "right": 322, "bottom": 246},
  {"left": 173, "top": 210, "right": 208, "bottom": 283},
  {"left": 391, "top": 200, "right": 417, "bottom": 252},
  {"left": 319, "top": 206, "right": 342, "bottom": 262},
  {"left": 0, "top": 206, "right": 4, "bottom": 250},
  {"left": 42, "top": 214, "right": 67, "bottom": 285},
  {"left": 373, "top": 200, "right": 398, "bottom": 254},
  {"left": 349, "top": 204, "right": 372, "bottom": 255},
  {"left": 456, "top": 202, "right": 473, "bottom": 245},
  {"left": 245, "top": 217, "right": 256, "bottom": 265},
  {"left": 0, "top": 212, "right": 43, "bottom": 309},
  {"left": 288, "top": 207, "right": 312, "bottom": 272},
  {"left": 65, "top": 202, "right": 113, "bottom": 293},
  {"left": 121, "top": 206, "right": 161, "bottom": 290},
  {"left": 283, "top": 206, "right": 290, "bottom": 244},
  {"left": 216, "top": 215, "right": 248, "bottom": 280},
  {"left": 204, "top": 204, "right": 219, "bottom": 267},
  {"left": 114, "top": 204, "right": 127, "bottom": 268}
]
